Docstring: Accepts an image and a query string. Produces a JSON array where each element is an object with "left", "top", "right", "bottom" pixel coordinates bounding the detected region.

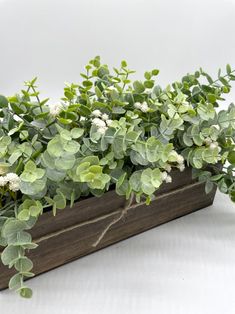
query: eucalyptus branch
[
  {"left": 157, "top": 70, "right": 235, "bottom": 140},
  {"left": 187, "top": 70, "right": 235, "bottom": 102}
]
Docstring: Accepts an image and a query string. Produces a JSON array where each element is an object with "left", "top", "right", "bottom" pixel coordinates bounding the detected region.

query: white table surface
[{"left": 1, "top": 191, "right": 235, "bottom": 314}]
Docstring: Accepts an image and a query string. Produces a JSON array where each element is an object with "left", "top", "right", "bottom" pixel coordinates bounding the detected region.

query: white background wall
[
  {"left": 1, "top": 0, "right": 235, "bottom": 102},
  {"left": 1, "top": 1, "right": 235, "bottom": 313}
]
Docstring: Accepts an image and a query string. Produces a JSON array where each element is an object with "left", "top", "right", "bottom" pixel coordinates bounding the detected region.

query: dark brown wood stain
[{"left": 0, "top": 168, "right": 217, "bottom": 291}]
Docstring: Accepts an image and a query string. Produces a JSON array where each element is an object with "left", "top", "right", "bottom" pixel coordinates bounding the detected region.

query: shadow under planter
[{"left": 0, "top": 167, "right": 217, "bottom": 291}]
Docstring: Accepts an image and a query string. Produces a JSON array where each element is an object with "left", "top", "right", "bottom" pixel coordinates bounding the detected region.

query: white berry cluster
[
  {"left": 204, "top": 138, "right": 222, "bottom": 152},
  {"left": 134, "top": 101, "right": 150, "bottom": 113},
  {"left": 91, "top": 110, "right": 113, "bottom": 134},
  {"left": 176, "top": 154, "right": 185, "bottom": 172},
  {"left": 165, "top": 164, "right": 172, "bottom": 173},
  {"left": 0, "top": 173, "right": 21, "bottom": 192},
  {"left": 160, "top": 153, "right": 185, "bottom": 184},
  {"left": 168, "top": 151, "right": 185, "bottom": 172},
  {"left": 161, "top": 171, "right": 172, "bottom": 184},
  {"left": 49, "top": 103, "right": 63, "bottom": 117}
]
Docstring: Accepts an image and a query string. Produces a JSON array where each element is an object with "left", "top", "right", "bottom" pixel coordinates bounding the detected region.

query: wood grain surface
[{"left": 0, "top": 168, "right": 216, "bottom": 290}]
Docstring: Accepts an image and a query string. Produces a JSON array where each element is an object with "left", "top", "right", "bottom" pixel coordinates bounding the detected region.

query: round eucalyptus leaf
[
  {"left": 15, "top": 257, "right": 33, "bottom": 273},
  {"left": 9, "top": 274, "right": 22, "bottom": 291},
  {"left": 1, "top": 245, "right": 20, "bottom": 265},
  {"left": 228, "top": 151, "right": 235, "bottom": 165},
  {"left": 19, "top": 287, "right": 33, "bottom": 299},
  {"left": 0, "top": 95, "right": 8, "bottom": 107},
  {"left": 55, "top": 154, "right": 75, "bottom": 170}
]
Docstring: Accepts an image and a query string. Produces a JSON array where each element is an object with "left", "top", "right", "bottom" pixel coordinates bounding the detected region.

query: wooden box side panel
[
  {"left": 0, "top": 181, "right": 216, "bottom": 290},
  {"left": 30, "top": 167, "right": 196, "bottom": 239}
]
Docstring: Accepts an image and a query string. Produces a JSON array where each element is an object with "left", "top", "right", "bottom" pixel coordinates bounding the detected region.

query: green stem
[{"left": 31, "top": 86, "right": 43, "bottom": 113}]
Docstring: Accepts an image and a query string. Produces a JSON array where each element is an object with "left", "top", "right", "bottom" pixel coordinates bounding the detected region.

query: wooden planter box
[{"left": 0, "top": 167, "right": 217, "bottom": 291}]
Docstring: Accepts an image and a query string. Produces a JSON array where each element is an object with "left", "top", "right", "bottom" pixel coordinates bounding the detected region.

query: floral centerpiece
[{"left": 0, "top": 57, "right": 235, "bottom": 298}]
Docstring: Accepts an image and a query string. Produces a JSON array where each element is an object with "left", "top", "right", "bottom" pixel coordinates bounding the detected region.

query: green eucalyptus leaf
[
  {"left": 47, "top": 136, "right": 64, "bottom": 157},
  {"left": 218, "top": 178, "right": 228, "bottom": 193},
  {"left": 141, "top": 169, "right": 156, "bottom": 195},
  {"left": 1, "top": 245, "right": 21, "bottom": 265},
  {"left": 205, "top": 180, "right": 214, "bottom": 194},
  {"left": 20, "top": 177, "right": 47, "bottom": 196},
  {"left": 0, "top": 95, "right": 8, "bottom": 107},
  {"left": 15, "top": 257, "right": 33, "bottom": 272},
  {"left": 2, "top": 219, "right": 27, "bottom": 239},
  {"left": 53, "top": 192, "right": 66, "bottom": 210},
  {"left": 133, "top": 81, "right": 145, "bottom": 93},
  {"left": 9, "top": 274, "right": 22, "bottom": 290},
  {"left": 19, "top": 287, "right": 33, "bottom": 299},
  {"left": 18, "top": 210, "right": 30, "bottom": 221},
  {"left": 8, "top": 231, "right": 32, "bottom": 246},
  {"left": 228, "top": 151, "right": 235, "bottom": 165},
  {"left": 71, "top": 128, "right": 84, "bottom": 139},
  {"left": 55, "top": 154, "right": 75, "bottom": 170},
  {"left": 46, "top": 168, "right": 66, "bottom": 182},
  {"left": 129, "top": 171, "right": 142, "bottom": 192}
]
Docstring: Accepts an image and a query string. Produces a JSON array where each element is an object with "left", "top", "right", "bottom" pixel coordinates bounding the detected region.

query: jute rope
[
  {"left": 92, "top": 192, "right": 135, "bottom": 247},
  {"left": 33, "top": 181, "right": 204, "bottom": 247}
]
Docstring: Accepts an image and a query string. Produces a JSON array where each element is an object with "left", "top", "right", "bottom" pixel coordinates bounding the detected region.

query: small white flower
[
  {"left": 176, "top": 155, "right": 184, "bottom": 164},
  {"left": 97, "top": 126, "right": 108, "bottom": 134},
  {"left": 0, "top": 176, "right": 8, "bottom": 187},
  {"left": 106, "top": 119, "right": 113, "bottom": 127},
  {"left": 5, "top": 173, "right": 20, "bottom": 184},
  {"left": 92, "top": 109, "right": 102, "bottom": 117},
  {"left": 140, "top": 102, "right": 149, "bottom": 113},
  {"left": 178, "top": 164, "right": 185, "bottom": 172},
  {"left": 209, "top": 142, "right": 218, "bottom": 150},
  {"left": 218, "top": 146, "right": 222, "bottom": 153},
  {"left": 5, "top": 173, "right": 21, "bottom": 191},
  {"left": 9, "top": 182, "right": 20, "bottom": 192},
  {"left": 165, "top": 175, "right": 172, "bottom": 183},
  {"left": 101, "top": 113, "right": 109, "bottom": 121},
  {"left": 165, "top": 164, "right": 172, "bottom": 172},
  {"left": 49, "top": 104, "right": 63, "bottom": 117},
  {"left": 204, "top": 137, "right": 212, "bottom": 146},
  {"left": 134, "top": 102, "right": 142, "bottom": 109},
  {"left": 161, "top": 171, "right": 168, "bottom": 181},
  {"left": 92, "top": 118, "right": 106, "bottom": 128}
]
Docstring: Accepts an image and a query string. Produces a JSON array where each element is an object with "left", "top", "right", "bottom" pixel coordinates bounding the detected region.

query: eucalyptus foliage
[{"left": 0, "top": 57, "right": 235, "bottom": 298}]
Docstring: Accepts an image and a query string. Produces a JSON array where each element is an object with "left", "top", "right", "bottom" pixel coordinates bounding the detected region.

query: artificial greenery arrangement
[{"left": 0, "top": 56, "right": 235, "bottom": 298}]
